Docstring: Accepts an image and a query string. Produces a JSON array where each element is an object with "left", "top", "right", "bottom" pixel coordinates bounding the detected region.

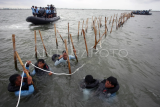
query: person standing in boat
[
  {"left": 54, "top": 7, "right": 57, "bottom": 17},
  {"left": 31, "top": 6, "right": 36, "bottom": 16},
  {"left": 35, "top": 6, "right": 39, "bottom": 17},
  {"left": 47, "top": 5, "right": 50, "bottom": 10},
  {"left": 50, "top": 7, "right": 54, "bottom": 18},
  {"left": 48, "top": 8, "right": 51, "bottom": 18},
  {"left": 43, "top": 7, "right": 51, "bottom": 18}
]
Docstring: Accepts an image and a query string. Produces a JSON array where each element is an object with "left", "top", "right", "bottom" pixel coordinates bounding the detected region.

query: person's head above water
[
  {"left": 9, "top": 74, "right": 21, "bottom": 86},
  {"left": 37, "top": 59, "right": 45, "bottom": 68},
  {"left": 85, "top": 75, "right": 95, "bottom": 84},
  {"left": 63, "top": 53, "right": 67, "bottom": 60},
  {"left": 105, "top": 76, "right": 117, "bottom": 88}
]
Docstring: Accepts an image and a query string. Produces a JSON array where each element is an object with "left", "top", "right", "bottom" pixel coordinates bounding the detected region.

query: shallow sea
[{"left": 0, "top": 9, "right": 160, "bottom": 107}]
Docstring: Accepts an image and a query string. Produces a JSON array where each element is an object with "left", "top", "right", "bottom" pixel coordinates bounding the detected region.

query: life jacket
[
  {"left": 8, "top": 78, "right": 29, "bottom": 92},
  {"left": 98, "top": 79, "right": 120, "bottom": 94},
  {"left": 34, "top": 62, "right": 50, "bottom": 76}
]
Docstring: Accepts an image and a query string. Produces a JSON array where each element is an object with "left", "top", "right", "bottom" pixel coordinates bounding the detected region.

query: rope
[
  {"left": 16, "top": 62, "right": 27, "bottom": 107},
  {"left": 16, "top": 62, "right": 85, "bottom": 107},
  {"left": 30, "top": 63, "right": 85, "bottom": 75}
]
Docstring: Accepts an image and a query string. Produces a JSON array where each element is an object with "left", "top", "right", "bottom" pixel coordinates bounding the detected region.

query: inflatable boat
[
  {"left": 26, "top": 16, "right": 60, "bottom": 25},
  {"left": 132, "top": 10, "right": 152, "bottom": 15}
]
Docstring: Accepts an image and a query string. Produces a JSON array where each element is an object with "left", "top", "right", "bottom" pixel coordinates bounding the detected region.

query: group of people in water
[
  {"left": 8, "top": 49, "right": 119, "bottom": 98},
  {"left": 31, "top": 4, "right": 57, "bottom": 18}
]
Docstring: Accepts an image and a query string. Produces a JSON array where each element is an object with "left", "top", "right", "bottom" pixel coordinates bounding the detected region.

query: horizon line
[{"left": 0, "top": 8, "right": 160, "bottom": 11}]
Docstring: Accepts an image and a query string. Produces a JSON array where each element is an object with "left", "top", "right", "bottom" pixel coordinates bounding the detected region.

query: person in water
[
  {"left": 52, "top": 49, "right": 76, "bottom": 66},
  {"left": 96, "top": 76, "right": 120, "bottom": 97},
  {"left": 8, "top": 70, "right": 34, "bottom": 96},
  {"left": 31, "top": 6, "right": 35, "bottom": 16},
  {"left": 26, "top": 59, "right": 52, "bottom": 76},
  {"left": 81, "top": 75, "right": 99, "bottom": 89}
]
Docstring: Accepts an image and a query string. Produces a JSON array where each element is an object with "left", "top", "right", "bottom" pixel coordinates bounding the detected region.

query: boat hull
[
  {"left": 133, "top": 13, "right": 152, "bottom": 15},
  {"left": 26, "top": 16, "right": 60, "bottom": 24}
]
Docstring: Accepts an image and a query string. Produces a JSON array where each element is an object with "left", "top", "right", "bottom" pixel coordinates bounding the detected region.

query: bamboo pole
[
  {"left": 82, "top": 29, "right": 88, "bottom": 57},
  {"left": 93, "top": 21, "right": 97, "bottom": 46},
  {"left": 85, "top": 18, "right": 89, "bottom": 32},
  {"left": 81, "top": 20, "right": 84, "bottom": 35},
  {"left": 109, "top": 16, "right": 112, "bottom": 24},
  {"left": 78, "top": 21, "right": 80, "bottom": 39},
  {"left": 98, "top": 20, "right": 100, "bottom": 38},
  {"left": 93, "top": 32, "right": 105, "bottom": 49},
  {"left": 110, "top": 26, "right": 113, "bottom": 34},
  {"left": 112, "top": 18, "right": 114, "bottom": 25},
  {"left": 12, "top": 34, "right": 18, "bottom": 70},
  {"left": 87, "top": 18, "right": 89, "bottom": 31},
  {"left": 69, "top": 34, "right": 78, "bottom": 62},
  {"left": 106, "top": 17, "right": 108, "bottom": 31},
  {"left": 34, "top": 30, "right": 37, "bottom": 58},
  {"left": 15, "top": 51, "right": 36, "bottom": 89},
  {"left": 118, "top": 18, "right": 121, "bottom": 27},
  {"left": 57, "top": 30, "right": 64, "bottom": 43},
  {"left": 39, "top": 30, "right": 48, "bottom": 56},
  {"left": 54, "top": 24, "right": 58, "bottom": 47},
  {"left": 64, "top": 39, "right": 71, "bottom": 74},
  {"left": 85, "top": 19, "right": 87, "bottom": 32},
  {"left": 68, "top": 23, "right": 70, "bottom": 43},
  {"left": 100, "top": 16, "right": 102, "bottom": 27},
  {"left": 105, "top": 17, "right": 107, "bottom": 37},
  {"left": 116, "top": 16, "right": 118, "bottom": 30}
]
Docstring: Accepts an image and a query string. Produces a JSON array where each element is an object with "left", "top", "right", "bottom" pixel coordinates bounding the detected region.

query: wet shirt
[{"left": 54, "top": 55, "right": 76, "bottom": 66}]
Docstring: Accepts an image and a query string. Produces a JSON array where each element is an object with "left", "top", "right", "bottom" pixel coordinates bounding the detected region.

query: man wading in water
[
  {"left": 52, "top": 49, "right": 77, "bottom": 66},
  {"left": 8, "top": 70, "right": 34, "bottom": 96},
  {"left": 26, "top": 59, "right": 52, "bottom": 76}
]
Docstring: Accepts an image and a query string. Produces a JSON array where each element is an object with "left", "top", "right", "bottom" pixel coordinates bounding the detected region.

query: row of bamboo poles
[{"left": 12, "top": 12, "right": 133, "bottom": 74}]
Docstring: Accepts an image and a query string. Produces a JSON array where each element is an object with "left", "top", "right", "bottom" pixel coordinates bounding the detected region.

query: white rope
[
  {"left": 16, "top": 62, "right": 85, "bottom": 107},
  {"left": 16, "top": 62, "right": 27, "bottom": 107},
  {"left": 30, "top": 63, "right": 85, "bottom": 75}
]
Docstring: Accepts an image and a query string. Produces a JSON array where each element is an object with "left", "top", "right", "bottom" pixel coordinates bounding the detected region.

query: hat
[{"left": 85, "top": 75, "right": 95, "bottom": 84}]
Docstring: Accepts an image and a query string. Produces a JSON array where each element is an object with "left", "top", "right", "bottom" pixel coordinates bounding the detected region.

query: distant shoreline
[{"left": 0, "top": 8, "right": 160, "bottom": 12}]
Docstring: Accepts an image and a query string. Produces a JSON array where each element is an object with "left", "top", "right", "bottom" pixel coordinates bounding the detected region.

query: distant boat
[{"left": 132, "top": 9, "right": 152, "bottom": 15}]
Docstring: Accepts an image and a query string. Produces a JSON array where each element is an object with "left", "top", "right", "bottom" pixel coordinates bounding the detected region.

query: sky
[{"left": 0, "top": 0, "right": 160, "bottom": 10}]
